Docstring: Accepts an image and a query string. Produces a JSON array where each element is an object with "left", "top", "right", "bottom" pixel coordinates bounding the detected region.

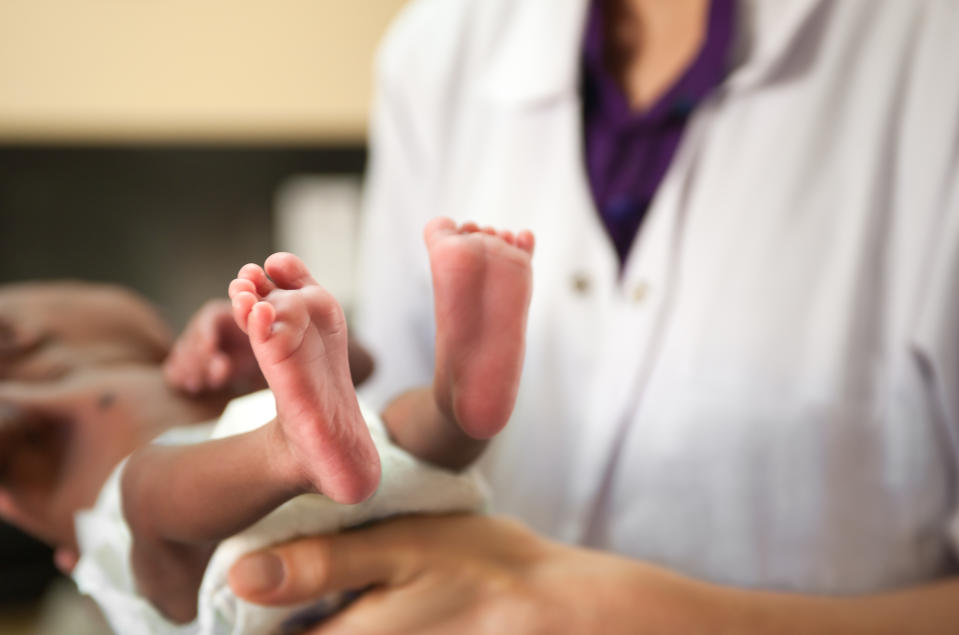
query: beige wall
[{"left": 0, "top": 1, "right": 407, "bottom": 144}]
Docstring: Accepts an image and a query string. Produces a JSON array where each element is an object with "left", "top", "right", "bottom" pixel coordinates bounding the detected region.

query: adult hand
[
  {"left": 228, "top": 514, "right": 717, "bottom": 634},
  {"left": 229, "top": 515, "right": 959, "bottom": 635},
  {"left": 163, "top": 299, "right": 264, "bottom": 396}
]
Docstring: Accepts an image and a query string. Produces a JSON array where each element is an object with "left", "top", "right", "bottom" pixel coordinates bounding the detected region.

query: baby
[{"left": 110, "top": 218, "right": 534, "bottom": 628}]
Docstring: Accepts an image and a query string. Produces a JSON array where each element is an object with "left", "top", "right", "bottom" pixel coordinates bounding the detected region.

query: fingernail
[{"left": 232, "top": 552, "right": 285, "bottom": 594}]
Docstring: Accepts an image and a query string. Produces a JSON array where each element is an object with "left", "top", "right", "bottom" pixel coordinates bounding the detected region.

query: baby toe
[
  {"left": 264, "top": 252, "right": 318, "bottom": 290},
  {"left": 247, "top": 301, "right": 277, "bottom": 343},
  {"left": 238, "top": 264, "right": 275, "bottom": 296},
  {"left": 229, "top": 278, "right": 258, "bottom": 301},
  {"left": 231, "top": 291, "right": 259, "bottom": 333}
]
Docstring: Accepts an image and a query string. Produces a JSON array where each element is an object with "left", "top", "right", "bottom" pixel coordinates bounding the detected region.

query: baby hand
[{"left": 163, "top": 299, "right": 264, "bottom": 395}]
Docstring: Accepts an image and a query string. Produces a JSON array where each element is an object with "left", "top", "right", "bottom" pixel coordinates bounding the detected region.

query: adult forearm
[
  {"left": 380, "top": 387, "right": 486, "bottom": 470},
  {"left": 554, "top": 545, "right": 959, "bottom": 635},
  {"left": 715, "top": 577, "right": 959, "bottom": 635}
]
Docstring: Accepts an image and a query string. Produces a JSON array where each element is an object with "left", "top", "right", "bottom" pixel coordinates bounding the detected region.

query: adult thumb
[{"left": 229, "top": 526, "right": 417, "bottom": 606}]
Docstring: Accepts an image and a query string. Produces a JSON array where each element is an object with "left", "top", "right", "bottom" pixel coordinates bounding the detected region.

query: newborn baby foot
[
  {"left": 228, "top": 254, "right": 380, "bottom": 504},
  {"left": 424, "top": 217, "right": 535, "bottom": 439}
]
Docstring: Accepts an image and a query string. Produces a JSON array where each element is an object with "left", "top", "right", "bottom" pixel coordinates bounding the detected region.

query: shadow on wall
[{"left": 0, "top": 145, "right": 365, "bottom": 329}]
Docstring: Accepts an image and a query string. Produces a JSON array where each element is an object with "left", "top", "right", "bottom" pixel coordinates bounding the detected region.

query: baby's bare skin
[
  {"left": 0, "top": 365, "right": 226, "bottom": 573},
  {"left": 426, "top": 217, "right": 534, "bottom": 439},
  {"left": 229, "top": 254, "right": 382, "bottom": 504},
  {"left": 162, "top": 298, "right": 376, "bottom": 398},
  {"left": 121, "top": 219, "right": 534, "bottom": 622},
  {"left": 0, "top": 281, "right": 173, "bottom": 383}
]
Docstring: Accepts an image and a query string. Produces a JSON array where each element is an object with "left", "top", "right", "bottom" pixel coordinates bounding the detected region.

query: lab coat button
[
  {"left": 630, "top": 281, "right": 649, "bottom": 303},
  {"left": 571, "top": 273, "right": 591, "bottom": 295}
]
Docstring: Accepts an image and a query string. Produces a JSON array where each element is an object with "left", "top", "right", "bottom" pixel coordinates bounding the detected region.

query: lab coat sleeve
[
  {"left": 353, "top": 9, "right": 441, "bottom": 411},
  {"left": 913, "top": 148, "right": 959, "bottom": 554}
]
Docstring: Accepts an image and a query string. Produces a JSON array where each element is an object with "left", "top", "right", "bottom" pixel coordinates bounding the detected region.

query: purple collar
[
  {"left": 583, "top": 0, "right": 736, "bottom": 126},
  {"left": 581, "top": 0, "right": 736, "bottom": 265}
]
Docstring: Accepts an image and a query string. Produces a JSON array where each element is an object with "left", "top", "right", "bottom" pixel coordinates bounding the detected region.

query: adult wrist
[{"left": 567, "top": 547, "right": 742, "bottom": 635}]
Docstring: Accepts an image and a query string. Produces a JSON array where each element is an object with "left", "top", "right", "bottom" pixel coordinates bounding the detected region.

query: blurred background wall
[
  {"left": 0, "top": 2, "right": 407, "bottom": 631},
  {"left": 0, "top": 0, "right": 402, "bottom": 143},
  {"left": 0, "top": 0, "right": 407, "bottom": 326}
]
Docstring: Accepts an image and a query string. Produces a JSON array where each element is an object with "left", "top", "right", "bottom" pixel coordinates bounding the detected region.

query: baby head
[{"left": 0, "top": 281, "right": 175, "bottom": 570}]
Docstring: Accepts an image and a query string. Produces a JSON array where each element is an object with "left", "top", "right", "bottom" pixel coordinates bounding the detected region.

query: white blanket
[{"left": 73, "top": 390, "right": 486, "bottom": 635}]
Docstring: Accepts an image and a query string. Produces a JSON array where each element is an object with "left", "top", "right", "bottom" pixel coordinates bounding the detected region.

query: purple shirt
[{"left": 582, "top": 0, "right": 736, "bottom": 265}]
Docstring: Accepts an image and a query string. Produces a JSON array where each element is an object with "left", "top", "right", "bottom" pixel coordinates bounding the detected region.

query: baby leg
[
  {"left": 123, "top": 422, "right": 304, "bottom": 623},
  {"left": 122, "top": 255, "right": 380, "bottom": 622},
  {"left": 424, "top": 218, "right": 534, "bottom": 439},
  {"left": 229, "top": 253, "right": 381, "bottom": 504}
]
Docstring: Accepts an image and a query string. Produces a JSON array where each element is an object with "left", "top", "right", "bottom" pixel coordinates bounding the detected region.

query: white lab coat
[{"left": 355, "top": 0, "right": 959, "bottom": 594}]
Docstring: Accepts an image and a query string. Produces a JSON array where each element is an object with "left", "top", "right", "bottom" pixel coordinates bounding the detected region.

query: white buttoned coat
[{"left": 355, "top": 0, "right": 959, "bottom": 593}]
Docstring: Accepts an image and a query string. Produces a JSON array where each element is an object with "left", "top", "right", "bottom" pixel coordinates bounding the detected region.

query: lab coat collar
[
  {"left": 477, "top": 0, "right": 588, "bottom": 107},
  {"left": 726, "top": 0, "right": 831, "bottom": 90},
  {"left": 477, "top": 0, "right": 828, "bottom": 107}
]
